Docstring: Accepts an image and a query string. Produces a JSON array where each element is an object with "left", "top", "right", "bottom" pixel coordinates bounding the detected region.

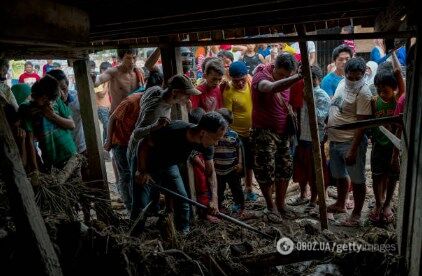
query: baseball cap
[
  {"left": 168, "top": 74, "right": 201, "bottom": 95},
  {"left": 229, "top": 61, "right": 248, "bottom": 78}
]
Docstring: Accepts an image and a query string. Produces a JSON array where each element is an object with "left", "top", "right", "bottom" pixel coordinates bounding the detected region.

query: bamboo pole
[{"left": 296, "top": 24, "right": 328, "bottom": 230}]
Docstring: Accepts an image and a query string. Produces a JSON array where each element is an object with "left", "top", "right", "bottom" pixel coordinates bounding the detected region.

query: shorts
[
  {"left": 329, "top": 137, "right": 368, "bottom": 185},
  {"left": 251, "top": 128, "right": 292, "bottom": 185},
  {"left": 371, "top": 142, "right": 399, "bottom": 180},
  {"left": 239, "top": 135, "right": 253, "bottom": 170}
]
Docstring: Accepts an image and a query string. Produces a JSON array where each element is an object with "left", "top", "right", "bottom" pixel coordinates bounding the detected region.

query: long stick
[
  {"left": 297, "top": 24, "right": 328, "bottom": 230},
  {"left": 328, "top": 115, "right": 402, "bottom": 130},
  {"left": 151, "top": 183, "right": 275, "bottom": 240}
]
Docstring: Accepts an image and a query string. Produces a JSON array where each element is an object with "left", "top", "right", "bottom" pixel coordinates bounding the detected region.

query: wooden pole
[
  {"left": 159, "top": 42, "right": 197, "bottom": 218},
  {"left": 397, "top": 24, "right": 422, "bottom": 276},
  {"left": 73, "top": 59, "right": 114, "bottom": 223},
  {"left": 0, "top": 97, "right": 63, "bottom": 275},
  {"left": 296, "top": 24, "right": 328, "bottom": 230}
]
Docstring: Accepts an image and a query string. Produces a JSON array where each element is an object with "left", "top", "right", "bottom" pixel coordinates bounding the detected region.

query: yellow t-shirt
[{"left": 223, "top": 82, "right": 252, "bottom": 137}]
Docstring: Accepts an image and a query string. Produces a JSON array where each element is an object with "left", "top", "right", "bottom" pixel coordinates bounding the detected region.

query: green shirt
[
  {"left": 372, "top": 96, "right": 396, "bottom": 146},
  {"left": 20, "top": 98, "right": 77, "bottom": 168}
]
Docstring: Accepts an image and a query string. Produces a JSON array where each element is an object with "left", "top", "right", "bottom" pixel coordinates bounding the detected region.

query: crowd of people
[{"left": 0, "top": 38, "right": 410, "bottom": 235}]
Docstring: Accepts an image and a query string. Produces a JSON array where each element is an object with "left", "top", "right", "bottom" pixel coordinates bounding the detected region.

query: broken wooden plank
[
  {"left": 56, "top": 154, "right": 85, "bottom": 186},
  {"left": 378, "top": 126, "right": 402, "bottom": 150},
  {"left": 0, "top": 97, "right": 63, "bottom": 275}
]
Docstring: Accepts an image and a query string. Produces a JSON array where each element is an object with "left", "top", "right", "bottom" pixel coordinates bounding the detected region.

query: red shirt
[
  {"left": 290, "top": 80, "right": 304, "bottom": 110},
  {"left": 18, "top": 72, "right": 40, "bottom": 86},
  {"left": 110, "top": 93, "right": 142, "bottom": 146},
  {"left": 191, "top": 83, "right": 223, "bottom": 112},
  {"left": 251, "top": 64, "right": 290, "bottom": 134}
]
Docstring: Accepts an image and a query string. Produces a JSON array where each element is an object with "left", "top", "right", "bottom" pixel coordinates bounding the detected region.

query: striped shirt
[{"left": 214, "top": 128, "right": 241, "bottom": 175}]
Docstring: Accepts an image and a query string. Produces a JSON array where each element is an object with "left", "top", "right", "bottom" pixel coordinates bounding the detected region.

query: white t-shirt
[
  {"left": 327, "top": 79, "right": 372, "bottom": 142},
  {"left": 291, "top": 41, "right": 316, "bottom": 54}
]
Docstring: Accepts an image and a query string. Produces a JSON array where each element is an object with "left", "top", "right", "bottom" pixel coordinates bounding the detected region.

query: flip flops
[
  {"left": 368, "top": 208, "right": 381, "bottom": 223},
  {"left": 287, "top": 196, "right": 310, "bottom": 206},
  {"left": 382, "top": 207, "right": 395, "bottom": 224},
  {"left": 278, "top": 207, "right": 300, "bottom": 220},
  {"left": 327, "top": 204, "right": 347, "bottom": 214},
  {"left": 336, "top": 217, "right": 361, "bottom": 227},
  {"left": 263, "top": 210, "right": 284, "bottom": 223}
]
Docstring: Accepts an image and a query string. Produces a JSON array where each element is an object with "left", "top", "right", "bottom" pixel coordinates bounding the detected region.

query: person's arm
[
  {"left": 95, "top": 68, "right": 113, "bottom": 87},
  {"left": 104, "top": 113, "right": 116, "bottom": 152},
  {"left": 132, "top": 117, "right": 170, "bottom": 140},
  {"left": 235, "top": 139, "right": 244, "bottom": 174},
  {"left": 145, "top": 48, "right": 161, "bottom": 72},
  {"left": 345, "top": 114, "right": 371, "bottom": 165},
  {"left": 316, "top": 92, "right": 330, "bottom": 124},
  {"left": 25, "top": 132, "right": 38, "bottom": 173},
  {"left": 258, "top": 54, "right": 266, "bottom": 64},
  {"left": 391, "top": 51, "right": 405, "bottom": 100},
  {"left": 223, "top": 89, "right": 233, "bottom": 111},
  {"left": 257, "top": 74, "right": 302, "bottom": 94},
  {"left": 231, "top": 45, "right": 247, "bottom": 53},
  {"left": 42, "top": 104, "right": 75, "bottom": 129},
  {"left": 135, "top": 136, "right": 155, "bottom": 186},
  {"left": 204, "top": 159, "right": 218, "bottom": 213},
  {"left": 309, "top": 52, "right": 316, "bottom": 65}
]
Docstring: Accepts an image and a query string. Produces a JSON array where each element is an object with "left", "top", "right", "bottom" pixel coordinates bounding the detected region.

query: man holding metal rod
[{"left": 135, "top": 111, "right": 227, "bottom": 234}]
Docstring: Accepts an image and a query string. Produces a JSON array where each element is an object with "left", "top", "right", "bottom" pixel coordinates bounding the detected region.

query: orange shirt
[{"left": 110, "top": 93, "right": 142, "bottom": 146}]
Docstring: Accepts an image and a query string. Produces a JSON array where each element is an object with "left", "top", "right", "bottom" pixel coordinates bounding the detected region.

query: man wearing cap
[
  {"left": 135, "top": 112, "right": 227, "bottom": 234},
  {"left": 128, "top": 74, "right": 201, "bottom": 218},
  {"left": 222, "top": 61, "right": 258, "bottom": 201}
]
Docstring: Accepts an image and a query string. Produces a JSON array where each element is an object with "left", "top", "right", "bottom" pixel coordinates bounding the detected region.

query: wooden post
[
  {"left": 0, "top": 98, "right": 63, "bottom": 275},
  {"left": 296, "top": 24, "right": 328, "bottom": 230},
  {"left": 397, "top": 25, "right": 422, "bottom": 276},
  {"left": 159, "top": 42, "right": 196, "bottom": 217},
  {"left": 73, "top": 59, "right": 113, "bottom": 222}
]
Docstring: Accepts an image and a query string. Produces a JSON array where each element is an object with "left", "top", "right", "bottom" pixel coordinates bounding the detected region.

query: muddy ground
[{"left": 0, "top": 144, "right": 404, "bottom": 275}]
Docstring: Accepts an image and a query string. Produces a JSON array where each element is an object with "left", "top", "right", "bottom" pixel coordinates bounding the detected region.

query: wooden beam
[
  {"left": 296, "top": 24, "right": 328, "bottom": 230},
  {"left": 159, "top": 42, "right": 196, "bottom": 218},
  {"left": 0, "top": 97, "right": 62, "bottom": 275},
  {"left": 73, "top": 59, "right": 113, "bottom": 222},
  {"left": 397, "top": 24, "right": 422, "bottom": 276},
  {"left": 86, "top": 30, "right": 416, "bottom": 50},
  {"left": 0, "top": 0, "right": 89, "bottom": 47}
]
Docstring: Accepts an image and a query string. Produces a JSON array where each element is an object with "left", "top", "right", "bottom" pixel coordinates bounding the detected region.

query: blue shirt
[
  {"left": 258, "top": 46, "right": 271, "bottom": 58},
  {"left": 299, "top": 86, "right": 330, "bottom": 141},
  {"left": 321, "top": 72, "right": 343, "bottom": 97}
]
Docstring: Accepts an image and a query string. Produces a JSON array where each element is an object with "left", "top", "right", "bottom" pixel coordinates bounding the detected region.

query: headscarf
[
  {"left": 11, "top": 83, "right": 31, "bottom": 105},
  {"left": 364, "top": 61, "right": 378, "bottom": 86}
]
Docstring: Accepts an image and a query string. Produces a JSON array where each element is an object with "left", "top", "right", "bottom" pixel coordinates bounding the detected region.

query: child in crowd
[
  {"left": 215, "top": 108, "right": 245, "bottom": 215},
  {"left": 46, "top": 69, "right": 86, "bottom": 154},
  {"left": 369, "top": 51, "right": 404, "bottom": 224},
  {"left": 291, "top": 65, "right": 330, "bottom": 209},
  {"left": 19, "top": 75, "right": 77, "bottom": 172},
  {"left": 188, "top": 107, "right": 219, "bottom": 222},
  {"left": 191, "top": 59, "right": 224, "bottom": 112}
]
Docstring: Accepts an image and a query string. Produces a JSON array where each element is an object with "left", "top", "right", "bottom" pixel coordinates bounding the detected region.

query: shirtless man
[{"left": 95, "top": 48, "right": 144, "bottom": 113}]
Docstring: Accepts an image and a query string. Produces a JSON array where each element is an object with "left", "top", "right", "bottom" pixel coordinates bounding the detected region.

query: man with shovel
[{"left": 135, "top": 111, "right": 227, "bottom": 234}]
